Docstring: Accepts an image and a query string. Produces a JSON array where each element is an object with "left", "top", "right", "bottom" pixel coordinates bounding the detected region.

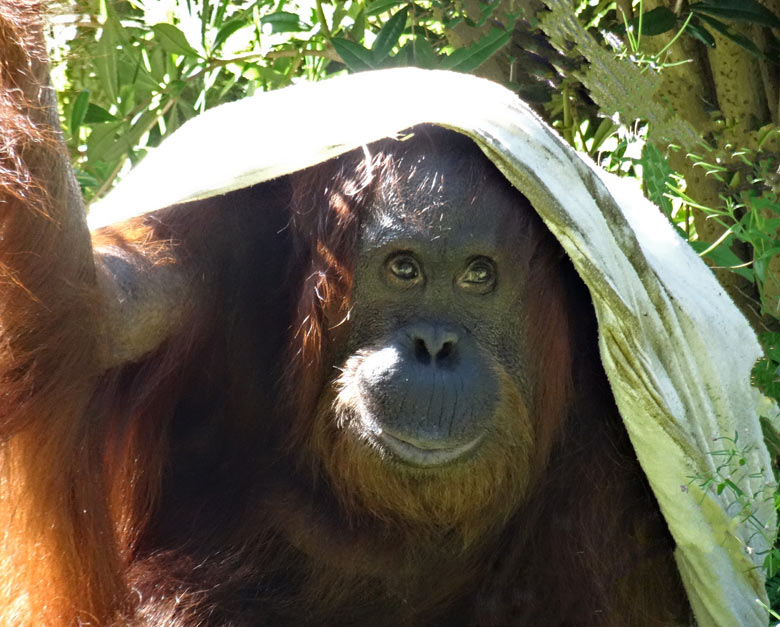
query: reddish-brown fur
[{"left": 0, "top": 5, "right": 689, "bottom": 625}]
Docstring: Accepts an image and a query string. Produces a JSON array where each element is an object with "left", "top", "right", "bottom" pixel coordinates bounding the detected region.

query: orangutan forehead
[{"left": 358, "top": 157, "right": 528, "bottom": 256}]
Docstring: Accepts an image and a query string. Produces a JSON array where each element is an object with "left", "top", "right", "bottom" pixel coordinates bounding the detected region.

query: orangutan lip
[{"left": 376, "top": 430, "right": 484, "bottom": 467}]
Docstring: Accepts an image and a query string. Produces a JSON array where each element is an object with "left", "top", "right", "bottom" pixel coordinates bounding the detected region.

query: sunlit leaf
[
  {"left": 70, "top": 89, "right": 90, "bottom": 136},
  {"left": 366, "top": 0, "right": 408, "bottom": 17},
  {"left": 95, "top": 17, "right": 119, "bottom": 102},
  {"left": 332, "top": 38, "right": 375, "bottom": 71},
  {"left": 213, "top": 17, "right": 248, "bottom": 51},
  {"left": 409, "top": 35, "right": 438, "bottom": 69},
  {"left": 260, "top": 11, "right": 308, "bottom": 33},
  {"left": 152, "top": 23, "right": 200, "bottom": 58},
  {"left": 102, "top": 109, "right": 159, "bottom": 162},
  {"left": 86, "top": 121, "right": 123, "bottom": 163},
  {"left": 440, "top": 28, "right": 510, "bottom": 72},
  {"left": 372, "top": 7, "right": 408, "bottom": 63},
  {"left": 639, "top": 143, "right": 673, "bottom": 216}
]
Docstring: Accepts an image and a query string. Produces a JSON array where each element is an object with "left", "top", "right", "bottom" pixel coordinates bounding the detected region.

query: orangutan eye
[
  {"left": 458, "top": 258, "right": 496, "bottom": 292},
  {"left": 386, "top": 254, "right": 422, "bottom": 284}
]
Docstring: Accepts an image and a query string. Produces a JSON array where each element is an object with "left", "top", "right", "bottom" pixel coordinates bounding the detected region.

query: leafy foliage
[{"left": 52, "top": 0, "right": 516, "bottom": 202}]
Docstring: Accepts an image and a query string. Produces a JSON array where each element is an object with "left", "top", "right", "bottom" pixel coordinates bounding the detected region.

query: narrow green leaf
[
  {"left": 410, "top": 35, "right": 438, "bottom": 69},
  {"left": 260, "top": 12, "right": 307, "bottom": 33},
  {"left": 694, "top": 13, "right": 765, "bottom": 58},
  {"left": 689, "top": 0, "right": 780, "bottom": 29},
  {"left": 351, "top": 8, "right": 366, "bottom": 42},
  {"left": 152, "top": 23, "right": 200, "bottom": 58},
  {"left": 639, "top": 143, "right": 673, "bottom": 216},
  {"left": 200, "top": 0, "right": 211, "bottom": 47},
  {"left": 331, "top": 3, "right": 348, "bottom": 34},
  {"left": 689, "top": 239, "right": 755, "bottom": 281},
  {"left": 70, "top": 89, "right": 90, "bottom": 135},
  {"left": 441, "top": 28, "right": 510, "bottom": 72},
  {"left": 148, "top": 46, "right": 166, "bottom": 82},
  {"left": 372, "top": 7, "right": 408, "bottom": 63},
  {"left": 86, "top": 120, "right": 123, "bottom": 163},
  {"left": 83, "top": 103, "right": 117, "bottom": 124},
  {"left": 332, "top": 38, "right": 375, "bottom": 71},
  {"left": 213, "top": 17, "right": 248, "bottom": 51},
  {"left": 117, "top": 52, "right": 159, "bottom": 94},
  {"left": 760, "top": 415, "right": 780, "bottom": 460},
  {"left": 74, "top": 169, "right": 101, "bottom": 191},
  {"left": 95, "top": 18, "right": 119, "bottom": 102},
  {"left": 589, "top": 118, "right": 616, "bottom": 154},
  {"left": 366, "top": 0, "right": 407, "bottom": 17},
  {"left": 686, "top": 19, "right": 716, "bottom": 47},
  {"left": 213, "top": 1, "right": 229, "bottom": 30},
  {"left": 722, "top": 479, "right": 744, "bottom": 497},
  {"left": 440, "top": 46, "right": 473, "bottom": 71},
  {"left": 103, "top": 109, "right": 159, "bottom": 162}
]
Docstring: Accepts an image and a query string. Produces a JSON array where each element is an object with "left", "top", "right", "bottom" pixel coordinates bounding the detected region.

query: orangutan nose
[{"left": 408, "top": 324, "right": 459, "bottom": 368}]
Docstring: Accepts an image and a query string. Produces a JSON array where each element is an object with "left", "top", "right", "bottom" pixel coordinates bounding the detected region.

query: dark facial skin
[{"left": 343, "top": 149, "right": 539, "bottom": 467}]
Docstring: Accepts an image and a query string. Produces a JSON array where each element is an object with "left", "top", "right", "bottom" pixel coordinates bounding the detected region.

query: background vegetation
[{"left": 47, "top": 0, "right": 780, "bottom": 617}]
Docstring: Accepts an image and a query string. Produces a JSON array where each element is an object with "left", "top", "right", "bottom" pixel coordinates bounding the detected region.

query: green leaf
[
  {"left": 83, "top": 103, "right": 117, "bottom": 124},
  {"left": 760, "top": 415, "right": 780, "bottom": 461},
  {"left": 152, "top": 23, "right": 200, "bottom": 58},
  {"left": 148, "top": 46, "right": 166, "bottom": 83},
  {"left": 689, "top": 239, "right": 755, "bottom": 281},
  {"left": 351, "top": 8, "right": 366, "bottom": 42},
  {"left": 260, "top": 11, "right": 307, "bottom": 33},
  {"left": 636, "top": 7, "right": 678, "bottom": 36},
  {"left": 694, "top": 13, "right": 765, "bottom": 58},
  {"left": 761, "top": 333, "right": 780, "bottom": 363},
  {"left": 689, "top": 0, "right": 780, "bottom": 29},
  {"left": 95, "top": 17, "right": 119, "bottom": 102},
  {"left": 117, "top": 51, "right": 159, "bottom": 95},
  {"left": 721, "top": 479, "right": 744, "bottom": 497},
  {"left": 74, "top": 169, "right": 101, "bottom": 191},
  {"left": 366, "top": 0, "right": 408, "bottom": 17},
  {"left": 102, "top": 109, "right": 159, "bottom": 162},
  {"left": 200, "top": 0, "right": 211, "bottom": 45},
  {"left": 639, "top": 143, "right": 673, "bottom": 216},
  {"left": 86, "top": 121, "right": 123, "bottom": 163},
  {"left": 409, "top": 35, "right": 438, "bottom": 69},
  {"left": 440, "top": 27, "right": 510, "bottom": 72},
  {"left": 753, "top": 333, "right": 780, "bottom": 401},
  {"left": 372, "top": 7, "right": 408, "bottom": 63},
  {"left": 331, "top": 3, "right": 348, "bottom": 34},
  {"left": 686, "top": 19, "right": 716, "bottom": 47},
  {"left": 589, "top": 118, "right": 617, "bottom": 154},
  {"left": 213, "top": 17, "right": 248, "bottom": 51},
  {"left": 332, "top": 38, "right": 375, "bottom": 71},
  {"left": 70, "top": 89, "right": 90, "bottom": 136}
]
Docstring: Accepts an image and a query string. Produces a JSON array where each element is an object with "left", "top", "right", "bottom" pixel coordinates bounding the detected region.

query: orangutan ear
[{"left": 93, "top": 232, "right": 190, "bottom": 368}]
